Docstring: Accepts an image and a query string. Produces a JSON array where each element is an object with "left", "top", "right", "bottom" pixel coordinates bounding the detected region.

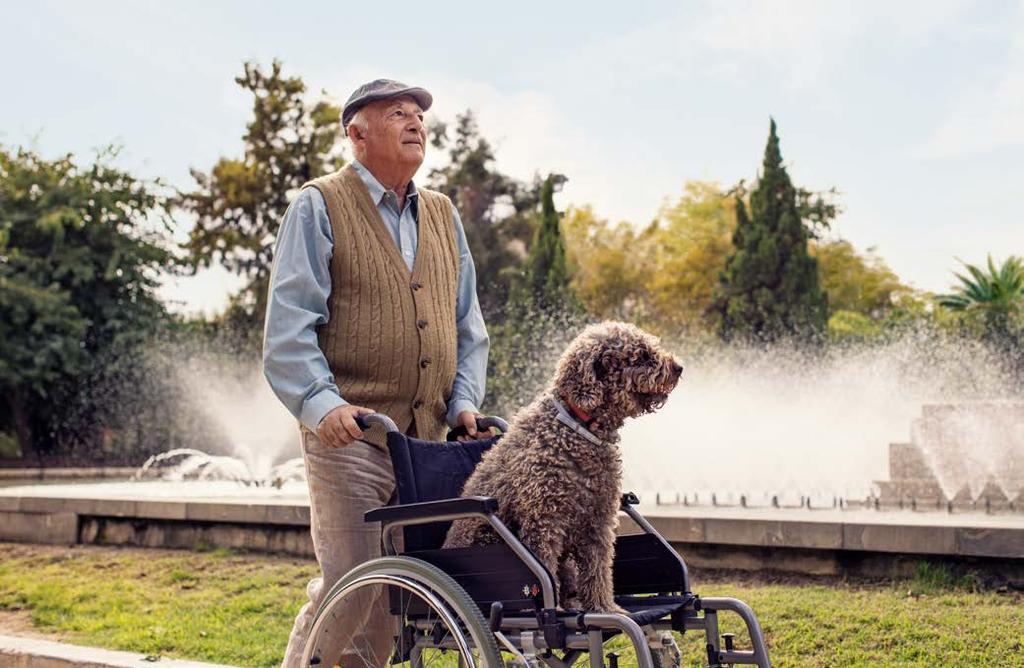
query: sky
[{"left": 3, "top": 0, "right": 1023, "bottom": 315}]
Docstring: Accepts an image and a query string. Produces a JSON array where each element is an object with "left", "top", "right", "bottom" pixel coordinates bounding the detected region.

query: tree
[
  {"left": 812, "top": 240, "right": 915, "bottom": 319},
  {"left": 427, "top": 110, "right": 541, "bottom": 321},
  {"left": 563, "top": 206, "right": 651, "bottom": 323},
  {"left": 178, "top": 60, "right": 343, "bottom": 330},
  {"left": 645, "top": 182, "right": 737, "bottom": 336},
  {"left": 713, "top": 119, "right": 828, "bottom": 343},
  {"left": 937, "top": 255, "right": 1024, "bottom": 352},
  {"left": 563, "top": 181, "right": 737, "bottom": 339},
  {"left": 522, "top": 174, "right": 578, "bottom": 314},
  {"left": 487, "top": 175, "right": 584, "bottom": 414},
  {"left": 0, "top": 147, "right": 172, "bottom": 458}
]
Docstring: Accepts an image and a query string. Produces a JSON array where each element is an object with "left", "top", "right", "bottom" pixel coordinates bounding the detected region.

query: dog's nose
[{"left": 671, "top": 362, "right": 684, "bottom": 377}]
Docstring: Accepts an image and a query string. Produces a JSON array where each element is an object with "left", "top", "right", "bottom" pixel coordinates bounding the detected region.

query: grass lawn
[{"left": 0, "top": 542, "right": 1021, "bottom": 667}]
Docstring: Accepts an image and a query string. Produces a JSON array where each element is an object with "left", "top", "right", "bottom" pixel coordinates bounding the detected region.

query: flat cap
[{"left": 342, "top": 79, "right": 433, "bottom": 129}]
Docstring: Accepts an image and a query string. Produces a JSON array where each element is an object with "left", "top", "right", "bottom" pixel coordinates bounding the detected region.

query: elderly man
[{"left": 263, "top": 79, "right": 489, "bottom": 668}]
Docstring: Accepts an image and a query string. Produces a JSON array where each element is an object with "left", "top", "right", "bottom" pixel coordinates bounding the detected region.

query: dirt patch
[{"left": 0, "top": 608, "right": 67, "bottom": 641}]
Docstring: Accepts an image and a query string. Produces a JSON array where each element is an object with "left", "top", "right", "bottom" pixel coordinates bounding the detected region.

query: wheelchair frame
[{"left": 307, "top": 413, "right": 772, "bottom": 668}]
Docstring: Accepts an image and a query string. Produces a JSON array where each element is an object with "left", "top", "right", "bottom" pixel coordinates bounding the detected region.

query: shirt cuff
[
  {"left": 301, "top": 390, "right": 347, "bottom": 432},
  {"left": 446, "top": 398, "right": 480, "bottom": 429}
]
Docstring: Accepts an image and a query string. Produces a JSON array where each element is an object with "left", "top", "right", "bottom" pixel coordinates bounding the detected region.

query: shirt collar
[{"left": 351, "top": 159, "right": 419, "bottom": 209}]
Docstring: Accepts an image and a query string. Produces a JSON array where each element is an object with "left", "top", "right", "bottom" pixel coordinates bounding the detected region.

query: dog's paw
[{"left": 560, "top": 596, "right": 583, "bottom": 611}]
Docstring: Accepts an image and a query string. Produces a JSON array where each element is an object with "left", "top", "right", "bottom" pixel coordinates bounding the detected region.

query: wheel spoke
[{"left": 301, "top": 561, "right": 498, "bottom": 668}]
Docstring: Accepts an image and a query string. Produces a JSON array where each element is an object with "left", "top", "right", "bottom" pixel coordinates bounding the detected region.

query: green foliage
[
  {"left": 828, "top": 309, "right": 883, "bottom": 342},
  {"left": 178, "top": 60, "right": 343, "bottom": 329},
  {"left": 936, "top": 255, "right": 1024, "bottom": 352},
  {"left": 487, "top": 175, "right": 586, "bottom": 414},
  {"left": 563, "top": 205, "right": 651, "bottom": 323},
  {"left": 0, "top": 430, "right": 20, "bottom": 458},
  {"left": 713, "top": 119, "right": 829, "bottom": 343},
  {"left": 813, "top": 240, "right": 914, "bottom": 319},
  {"left": 0, "top": 146, "right": 171, "bottom": 457},
  {"left": 427, "top": 110, "right": 542, "bottom": 322},
  {"left": 522, "top": 174, "right": 580, "bottom": 315},
  {"left": 564, "top": 182, "right": 736, "bottom": 339}
]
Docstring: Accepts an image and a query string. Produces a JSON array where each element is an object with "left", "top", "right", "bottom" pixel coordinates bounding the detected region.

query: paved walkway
[{"left": 0, "top": 634, "right": 239, "bottom": 668}]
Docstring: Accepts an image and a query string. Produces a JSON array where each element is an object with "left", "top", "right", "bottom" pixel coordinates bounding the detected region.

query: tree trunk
[{"left": 5, "top": 390, "right": 38, "bottom": 462}]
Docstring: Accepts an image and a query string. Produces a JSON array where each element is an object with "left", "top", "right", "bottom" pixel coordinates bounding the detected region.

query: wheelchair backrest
[{"left": 384, "top": 431, "right": 500, "bottom": 551}]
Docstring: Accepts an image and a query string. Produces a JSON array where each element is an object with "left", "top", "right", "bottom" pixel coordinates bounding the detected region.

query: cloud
[
  {"left": 422, "top": 77, "right": 643, "bottom": 220},
  {"left": 565, "top": 1, "right": 970, "bottom": 92},
  {"left": 918, "top": 6, "right": 1024, "bottom": 157}
]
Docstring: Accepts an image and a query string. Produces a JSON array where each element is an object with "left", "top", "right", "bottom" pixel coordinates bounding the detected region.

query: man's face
[{"left": 356, "top": 96, "right": 426, "bottom": 171}]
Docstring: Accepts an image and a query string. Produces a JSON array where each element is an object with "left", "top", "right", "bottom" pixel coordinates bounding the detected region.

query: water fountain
[{"left": 1, "top": 331, "right": 1022, "bottom": 574}]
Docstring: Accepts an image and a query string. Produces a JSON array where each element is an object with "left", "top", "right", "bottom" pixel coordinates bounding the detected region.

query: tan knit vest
[{"left": 301, "top": 165, "right": 459, "bottom": 447}]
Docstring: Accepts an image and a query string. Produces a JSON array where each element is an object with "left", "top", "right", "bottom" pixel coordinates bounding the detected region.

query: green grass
[
  {"left": 0, "top": 543, "right": 1021, "bottom": 667},
  {"left": 0, "top": 543, "right": 316, "bottom": 667}
]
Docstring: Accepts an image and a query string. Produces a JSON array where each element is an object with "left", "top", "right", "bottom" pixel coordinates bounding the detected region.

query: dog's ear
[{"left": 568, "top": 348, "right": 604, "bottom": 413}]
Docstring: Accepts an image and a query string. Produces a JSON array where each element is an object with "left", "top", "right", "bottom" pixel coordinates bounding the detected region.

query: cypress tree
[
  {"left": 487, "top": 174, "right": 584, "bottom": 413},
  {"left": 524, "top": 174, "right": 580, "bottom": 314},
  {"left": 714, "top": 119, "right": 828, "bottom": 342}
]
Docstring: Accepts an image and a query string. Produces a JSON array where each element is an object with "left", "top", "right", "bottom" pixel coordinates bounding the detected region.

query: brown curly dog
[{"left": 443, "top": 321, "right": 683, "bottom": 612}]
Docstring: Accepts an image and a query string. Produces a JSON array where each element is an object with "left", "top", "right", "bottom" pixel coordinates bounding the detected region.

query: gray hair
[{"left": 347, "top": 107, "right": 370, "bottom": 141}]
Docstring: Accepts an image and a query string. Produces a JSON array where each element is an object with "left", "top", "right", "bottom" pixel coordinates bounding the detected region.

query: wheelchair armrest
[{"left": 364, "top": 496, "right": 499, "bottom": 525}]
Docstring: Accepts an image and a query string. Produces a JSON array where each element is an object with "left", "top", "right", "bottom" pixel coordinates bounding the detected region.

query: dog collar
[
  {"left": 566, "top": 401, "right": 594, "bottom": 425},
  {"left": 551, "top": 396, "right": 606, "bottom": 447}
]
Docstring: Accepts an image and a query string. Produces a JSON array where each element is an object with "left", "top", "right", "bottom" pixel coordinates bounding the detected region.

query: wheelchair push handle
[
  {"left": 353, "top": 413, "right": 400, "bottom": 433},
  {"left": 353, "top": 412, "right": 508, "bottom": 439},
  {"left": 446, "top": 415, "right": 510, "bottom": 441}
]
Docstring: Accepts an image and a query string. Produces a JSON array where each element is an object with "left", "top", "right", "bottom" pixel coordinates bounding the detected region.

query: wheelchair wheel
[{"left": 301, "top": 556, "right": 503, "bottom": 668}]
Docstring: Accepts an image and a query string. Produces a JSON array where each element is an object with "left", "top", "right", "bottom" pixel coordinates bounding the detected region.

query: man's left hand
[{"left": 456, "top": 410, "right": 490, "bottom": 442}]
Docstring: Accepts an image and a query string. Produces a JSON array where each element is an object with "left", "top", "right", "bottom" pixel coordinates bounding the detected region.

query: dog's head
[{"left": 554, "top": 321, "right": 683, "bottom": 428}]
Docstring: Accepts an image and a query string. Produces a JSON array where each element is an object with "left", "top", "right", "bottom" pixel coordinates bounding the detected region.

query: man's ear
[{"left": 346, "top": 123, "right": 364, "bottom": 143}]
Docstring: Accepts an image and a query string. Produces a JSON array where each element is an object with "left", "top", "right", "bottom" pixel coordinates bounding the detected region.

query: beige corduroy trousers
[{"left": 280, "top": 430, "right": 398, "bottom": 668}]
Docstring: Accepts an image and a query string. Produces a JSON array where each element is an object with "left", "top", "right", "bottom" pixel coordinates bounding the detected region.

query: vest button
[
  {"left": 420, "top": 357, "right": 431, "bottom": 368},
  {"left": 417, "top": 319, "right": 428, "bottom": 329},
  {"left": 411, "top": 282, "right": 422, "bottom": 291},
  {"left": 413, "top": 399, "right": 423, "bottom": 409}
]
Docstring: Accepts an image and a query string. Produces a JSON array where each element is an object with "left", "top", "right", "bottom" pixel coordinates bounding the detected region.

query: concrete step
[{"left": 0, "top": 634, "right": 239, "bottom": 668}]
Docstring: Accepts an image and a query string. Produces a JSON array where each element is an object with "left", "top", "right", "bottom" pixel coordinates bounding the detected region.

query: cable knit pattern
[{"left": 302, "top": 165, "right": 459, "bottom": 447}]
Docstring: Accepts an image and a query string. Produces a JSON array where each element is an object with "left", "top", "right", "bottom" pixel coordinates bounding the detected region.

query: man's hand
[
  {"left": 456, "top": 410, "right": 493, "bottom": 442},
  {"left": 317, "top": 404, "right": 374, "bottom": 448}
]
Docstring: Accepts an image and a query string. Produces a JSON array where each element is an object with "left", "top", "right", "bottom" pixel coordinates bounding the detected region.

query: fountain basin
[{"left": 1, "top": 482, "right": 1022, "bottom": 580}]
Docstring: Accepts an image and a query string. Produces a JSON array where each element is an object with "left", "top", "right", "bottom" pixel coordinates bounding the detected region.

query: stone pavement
[{"left": 0, "top": 634, "right": 239, "bottom": 668}]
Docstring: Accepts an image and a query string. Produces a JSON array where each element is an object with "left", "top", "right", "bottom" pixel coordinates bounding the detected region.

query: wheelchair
[{"left": 301, "top": 413, "right": 772, "bottom": 668}]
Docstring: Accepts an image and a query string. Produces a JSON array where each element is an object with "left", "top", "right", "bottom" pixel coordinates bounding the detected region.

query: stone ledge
[
  {"left": 0, "top": 511, "right": 77, "bottom": 545},
  {"left": 642, "top": 507, "right": 1024, "bottom": 560},
  {"left": 0, "top": 495, "right": 311, "bottom": 527},
  {"left": 0, "top": 634, "right": 238, "bottom": 668},
  {"left": 0, "top": 467, "right": 136, "bottom": 481},
  {"left": 1, "top": 489, "right": 1021, "bottom": 562}
]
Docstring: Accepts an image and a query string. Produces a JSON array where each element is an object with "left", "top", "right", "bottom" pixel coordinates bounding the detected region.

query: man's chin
[{"left": 399, "top": 149, "right": 425, "bottom": 170}]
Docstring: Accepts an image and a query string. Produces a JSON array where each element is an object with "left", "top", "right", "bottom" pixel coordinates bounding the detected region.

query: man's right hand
[{"left": 317, "top": 404, "right": 375, "bottom": 448}]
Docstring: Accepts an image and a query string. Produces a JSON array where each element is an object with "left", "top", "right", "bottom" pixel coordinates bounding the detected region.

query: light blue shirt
[{"left": 262, "top": 160, "right": 489, "bottom": 432}]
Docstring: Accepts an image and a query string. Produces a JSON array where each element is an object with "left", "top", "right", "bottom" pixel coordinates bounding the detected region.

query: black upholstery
[
  {"left": 379, "top": 430, "right": 500, "bottom": 552},
  {"left": 612, "top": 533, "right": 689, "bottom": 595},
  {"left": 365, "top": 496, "right": 498, "bottom": 524}
]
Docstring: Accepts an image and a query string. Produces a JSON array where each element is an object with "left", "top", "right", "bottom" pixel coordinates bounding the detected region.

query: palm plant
[{"left": 937, "top": 255, "right": 1024, "bottom": 348}]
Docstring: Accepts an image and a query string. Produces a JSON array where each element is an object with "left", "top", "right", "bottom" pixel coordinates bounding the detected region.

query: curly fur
[{"left": 443, "top": 321, "right": 683, "bottom": 612}]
